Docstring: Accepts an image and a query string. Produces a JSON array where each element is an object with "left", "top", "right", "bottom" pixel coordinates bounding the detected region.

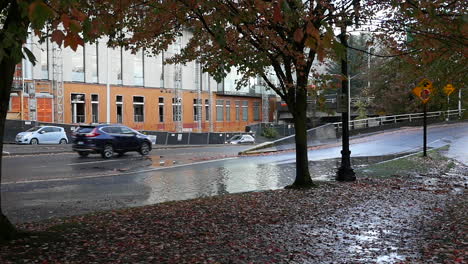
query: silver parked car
[
  {"left": 226, "top": 134, "right": 255, "bottom": 144},
  {"left": 15, "top": 126, "right": 69, "bottom": 145}
]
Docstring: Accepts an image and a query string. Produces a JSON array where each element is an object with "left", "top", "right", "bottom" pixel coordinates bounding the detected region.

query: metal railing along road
[{"left": 333, "top": 109, "right": 466, "bottom": 131}]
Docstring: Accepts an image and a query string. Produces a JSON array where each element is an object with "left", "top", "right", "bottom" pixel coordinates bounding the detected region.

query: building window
[
  {"left": 133, "top": 96, "right": 144, "bottom": 122},
  {"left": 235, "top": 101, "right": 240, "bottom": 121},
  {"left": 242, "top": 101, "right": 248, "bottom": 121},
  {"left": 40, "top": 40, "right": 48, "bottom": 79},
  {"left": 253, "top": 101, "right": 260, "bottom": 121},
  {"left": 172, "top": 97, "right": 182, "bottom": 122},
  {"left": 91, "top": 94, "right": 99, "bottom": 123},
  {"left": 71, "top": 93, "right": 85, "bottom": 123},
  {"left": 116, "top": 95, "right": 123, "bottom": 123},
  {"left": 216, "top": 99, "right": 224, "bottom": 121},
  {"left": 111, "top": 47, "right": 122, "bottom": 85},
  {"left": 193, "top": 99, "right": 202, "bottom": 121},
  {"left": 71, "top": 45, "right": 84, "bottom": 82},
  {"left": 87, "top": 43, "right": 98, "bottom": 83},
  {"left": 158, "top": 97, "right": 164, "bottom": 123},
  {"left": 225, "top": 100, "right": 231, "bottom": 121},
  {"left": 134, "top": 50, "right": 144, "bottom": 86},
  {"left": 205, "top": 99, "right": 210, "bottom": 121}
]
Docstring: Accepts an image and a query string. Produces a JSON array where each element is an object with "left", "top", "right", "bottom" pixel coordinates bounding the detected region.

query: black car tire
[
  {"left": 101, "top": 144, "right": 114, "bottom": 159},
  {"left": 78, "top": 152, "right": 89, "bottom": 158},
  {"left": 30, "top": 138, "right": 39, "bottom": 145},
  {"left": 139, "top": 142, "right": 150, "bottom": 156},
  {"left": 59, "top": 138, "right": 67, "bottom": 144}
]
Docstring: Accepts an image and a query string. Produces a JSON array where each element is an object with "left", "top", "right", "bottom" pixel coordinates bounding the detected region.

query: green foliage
[
  {"left": 354, "top": 99, "right": 368, "bottom": 120},
  {"left": 261, "top": 127, "right": 279, "bottom": 139}
]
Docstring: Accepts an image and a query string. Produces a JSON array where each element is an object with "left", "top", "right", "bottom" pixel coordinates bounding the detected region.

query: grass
[{"left": 356, "top": 146, "right": 452, "bottom": 178}]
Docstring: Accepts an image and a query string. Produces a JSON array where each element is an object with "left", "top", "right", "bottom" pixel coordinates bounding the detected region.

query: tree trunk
[
  {"left": 287, "top": 88, "right": 315, "bottom": 188},
  {"left": 0, "top": 55, "right": 18, "bottom": 241}
]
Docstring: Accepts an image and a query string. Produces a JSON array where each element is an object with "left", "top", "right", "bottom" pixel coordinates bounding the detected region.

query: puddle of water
[
  {"left": 376, "top": 252, "right": 406, "bottom": 263},
  {"left": 151, "top": 157, "right": 176, "bottom": 167}
]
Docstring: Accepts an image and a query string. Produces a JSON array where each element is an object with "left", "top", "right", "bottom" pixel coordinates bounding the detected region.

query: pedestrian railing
[{"left": 333, "top": 109, "right": 465, "bottom": 131}]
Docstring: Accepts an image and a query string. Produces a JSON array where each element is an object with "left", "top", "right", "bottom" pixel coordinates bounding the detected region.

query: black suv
[{"left": 72, "top": 124, "right": 152, "bottom": 158}]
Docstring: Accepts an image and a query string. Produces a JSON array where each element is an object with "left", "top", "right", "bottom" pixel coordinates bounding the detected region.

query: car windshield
[
  {"left": 230, "top": 135, "right": 242, "bottom": 140},
  {"left": 26, "top": 127, "right": 41, "bottom": 132},
  {"left": 77, "top": 127, "right": 95, "bottom": 133}
]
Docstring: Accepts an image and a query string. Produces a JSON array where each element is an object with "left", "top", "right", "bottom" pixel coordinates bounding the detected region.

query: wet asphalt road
[{"left": 2, "top": 122, "right": 468, "bottom": 223}]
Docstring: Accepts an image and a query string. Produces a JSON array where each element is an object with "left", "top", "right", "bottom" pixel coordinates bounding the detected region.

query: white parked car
[
  {"left": 226, "top": 134, "right": 255, "bottom": 144},
  {"left": 15, "top": 126, "right": 69, "bottom": 145}
]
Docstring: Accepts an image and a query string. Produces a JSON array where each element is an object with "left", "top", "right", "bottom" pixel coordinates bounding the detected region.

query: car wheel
[
  {"left": 30, "top": 138, "right": 39, "bottom": 145},
  {"left": 139, "top": 142, "right": 150, "bottom": 156},
  {"left": 78, "top": 152, "right": 89, "bottom": 158},
  {"left": 101, "top": 144, "right": 114, "bottom": 159},
  {"left": 59, "top": 138, "right": 67, "bottom": 144}
]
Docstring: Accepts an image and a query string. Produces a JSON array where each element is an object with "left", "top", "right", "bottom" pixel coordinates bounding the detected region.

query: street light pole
[{"left": 336, "top": 22, "right": 356, "bottom": 182}]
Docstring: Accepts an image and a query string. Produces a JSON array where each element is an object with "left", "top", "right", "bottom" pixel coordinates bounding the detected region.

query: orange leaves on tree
[
  {"left": 273, "top": 2, "right": 283, "bottom": 23},
  {"left": 63, "top": 33, "right": 84, "bottom": 51},
  {"left": 50, "top": 30, "right": 66, "bottom": 47},
  {"left": 61, "top": 14, "right": 71, "bottom": 29},
  {"left": 293, "top": 28, "right": 303, "bottom": 43},
  {"left": 28, "top": 1, "right": 55, "bottom": 28},
  {"left": 70, "top": 8, "right": 87, "bottom": 22}
]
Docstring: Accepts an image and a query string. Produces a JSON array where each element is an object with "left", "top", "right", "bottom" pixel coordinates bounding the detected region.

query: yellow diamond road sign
[
  {"left": 443, "top": 84, "right": 455, "bottom": 96},
  {"left": 413, "top": 86, "right": 431, "bottom": 104},
  {"left": 418, "top": 78, "right": 433, "bottom": 91}
]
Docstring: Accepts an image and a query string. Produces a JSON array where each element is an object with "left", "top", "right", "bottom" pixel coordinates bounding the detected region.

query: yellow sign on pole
[
  {"left": 412, "top": 86, "right": 431, "bottom": 104},
  {"left": 413, "top": 78, "right": 433, "bottom": 104},
  {"left": 443, "top": 84, "right": 455, "bottom": 96},
  {"left": 418, "top": 78, "right": 433, "bottom": 91}
]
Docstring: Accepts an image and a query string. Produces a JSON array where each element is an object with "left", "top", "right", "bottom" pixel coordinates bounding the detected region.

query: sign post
[
  {"left": 443, "top": 84, "right": 455, "bottom": 121},
  {"left": 412, "top": 78, "right": 433, "bottom": 157}
]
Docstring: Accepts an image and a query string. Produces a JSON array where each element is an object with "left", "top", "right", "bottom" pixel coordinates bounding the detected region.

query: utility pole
[
  {"left": 336, "top": 19, "right": 356, "bottom": 182},
  {"left": 459, "top": 88, "right": 462, "bottom": 118},
  {"left": 174, "top": 36, "right": 183, "bottom": 132},
  {"left": 106, "top": 46, "right": 110, "bottom": 124}
]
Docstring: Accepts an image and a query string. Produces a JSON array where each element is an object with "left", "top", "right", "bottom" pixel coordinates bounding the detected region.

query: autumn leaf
[
  {"left": 293, "top": 28, "right": 303, "bottom": 43},
  {"left": 273, "top": 3, "right": 283, "bottom": 23},
  {"left": 50, "top": 30, "right": 66, "bottom": 47},
  {"left": 28, "top": 1, "right": 55, "bottom": 29}
]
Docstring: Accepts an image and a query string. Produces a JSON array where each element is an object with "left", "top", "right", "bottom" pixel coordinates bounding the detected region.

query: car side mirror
[{"left": 39, "top": 131, "right": 45, "bottom": 134}]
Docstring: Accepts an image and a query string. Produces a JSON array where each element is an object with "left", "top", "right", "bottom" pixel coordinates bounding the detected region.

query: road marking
[{"left": 2, "top": 157, "right": 238, "bottom": 185}]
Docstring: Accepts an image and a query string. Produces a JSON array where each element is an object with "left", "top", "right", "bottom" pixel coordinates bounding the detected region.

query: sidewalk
[{"left": 0, "top": 149, "right": 465, "bottom": 263}]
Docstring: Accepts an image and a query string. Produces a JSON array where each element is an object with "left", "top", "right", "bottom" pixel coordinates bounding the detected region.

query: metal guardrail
[{"left": 333, "top": 109, "right": 465, "bottom": 130}]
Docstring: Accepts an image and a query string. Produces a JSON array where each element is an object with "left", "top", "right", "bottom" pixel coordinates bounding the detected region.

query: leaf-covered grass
[{"left": 357, "top": 147, "right": 451, "bottom": 178}]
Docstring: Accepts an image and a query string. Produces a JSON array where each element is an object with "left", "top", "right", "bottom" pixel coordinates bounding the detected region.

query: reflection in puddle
[
  {"left": 151, "top": 156, "right": 176, "bottom": 167},
  {"left": 143, "top": 160, "right": 290, "bottom": 205},
  {"left": 142, "top": 153, "right": 413, "bottom": 206}
]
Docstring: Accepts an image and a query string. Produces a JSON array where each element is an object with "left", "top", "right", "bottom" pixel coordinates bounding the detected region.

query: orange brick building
[{"left": 6, "top": 33, "right": 278, "bottom": 132}]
